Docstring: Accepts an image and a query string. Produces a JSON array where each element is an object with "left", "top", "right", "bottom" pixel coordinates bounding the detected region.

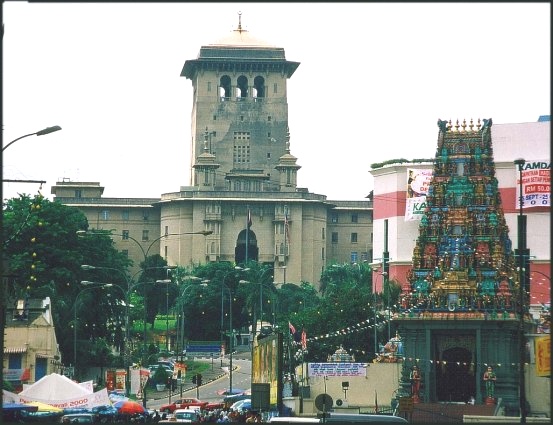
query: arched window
[
  {"left": 219, "top": 75, "right": 231, "bottom": 99},
  {"left": 253, "top": 76, "right": 265, "bottom": 99},
  {"left": 237, "top": 75, "right": 248, "bottom": 99}
]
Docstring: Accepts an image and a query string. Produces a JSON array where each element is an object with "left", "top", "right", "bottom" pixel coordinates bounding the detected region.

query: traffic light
[
  {"left": 192, "top": 374, "right": 197, "bottom": 384},
  {"left": 197, "top": 374, "right": 202, "bottom": 386}
]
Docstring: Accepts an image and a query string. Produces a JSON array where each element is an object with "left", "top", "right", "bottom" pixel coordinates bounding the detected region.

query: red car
[{"left": 159, "top": 398, "right": 208, "bottom": 413}]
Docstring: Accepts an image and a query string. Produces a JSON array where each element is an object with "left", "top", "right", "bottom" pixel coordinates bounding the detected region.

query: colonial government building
[{"left": 51, "top": 22, "right": 374, "bottom": 286}]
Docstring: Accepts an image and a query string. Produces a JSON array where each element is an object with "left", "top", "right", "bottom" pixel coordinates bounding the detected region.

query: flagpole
[{"left": 246, "top": 207, "right": 249, "bottom": 263}]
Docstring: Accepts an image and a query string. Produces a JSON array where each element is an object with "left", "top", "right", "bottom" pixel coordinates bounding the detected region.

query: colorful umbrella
[{"left": 113, "top": 400, "right": 146, "bottom": 415}]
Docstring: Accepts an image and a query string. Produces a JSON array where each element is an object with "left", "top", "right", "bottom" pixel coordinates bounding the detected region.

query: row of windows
[
  {"left": 121, "top": 230, "right": 149, "bottom": 241},
  {"left": 331, "top": 232, "right": 359, "bottom": 243},
  {"left": 100, "top": 210, "right": 150, "bottom": 221},
  {"left": 331, "top": 213, "right": 360, "bottom": 223}
]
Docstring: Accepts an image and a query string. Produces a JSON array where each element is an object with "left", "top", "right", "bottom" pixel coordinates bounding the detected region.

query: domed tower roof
[
  {"left": 181, "top": 13, "right": 299, "bottom": 79},
  {"left": 211, "top": 13, "right": 276, "bottom": 48}
]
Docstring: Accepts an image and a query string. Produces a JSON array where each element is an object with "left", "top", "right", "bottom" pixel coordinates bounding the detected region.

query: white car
[
  {"left": 174, "top": 408, "right": 200, "bottom": 423},
  {"left": 230, "top": 398, "right": 251, "bottom": 413}
]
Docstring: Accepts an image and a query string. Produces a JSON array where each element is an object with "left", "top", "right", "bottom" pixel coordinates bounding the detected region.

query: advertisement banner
[
  {"left": 515, "top": 160, "right": 551, "bottom": 209},
  {"left": 535, "top": 335, "right": 551, "bottom": 377},
  {"left": 405, "top": 169, "right": 433, "bottom": 221},
  {"left": 7, "top": 387, "right": 111, "bottom": 408},
  {"left": 308, "top": 362, "right": 368, "bottom": 377},
  {"left": 131, "top": 368, "right": 150, "bottom": 396}
]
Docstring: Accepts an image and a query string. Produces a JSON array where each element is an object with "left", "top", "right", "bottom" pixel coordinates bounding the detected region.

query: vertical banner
[
  {"left": 115, "top": 369, "right": 126, "bottom": 391},
  {"left": 405, "top": 169, "right": 433, "bottom": 221},
  {"left": 515, "top": 160, "right": 551, "bottom": 209},
  {"left": 535, "top": 335, "right": 551, "bottom": 377}
]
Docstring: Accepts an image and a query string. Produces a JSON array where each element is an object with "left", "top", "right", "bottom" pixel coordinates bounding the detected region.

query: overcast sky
[{"left": 2, "top": 2, "right": 550, "bottom": 202}]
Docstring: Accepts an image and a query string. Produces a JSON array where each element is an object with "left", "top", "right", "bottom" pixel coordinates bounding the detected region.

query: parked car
[
  {"left": 223, "top": 393, "right": 250, "bottom": 409},
  {"left": 203, "top": 401, "right": 225, "bottom": 411},
  {"left": 230, "top": 398, "right": 251, "bottom": 413},
  {"left": 60, "top": 413, "right": 98, "bottom": 423},
  {"left": 173, "top": 409, "right": 200, "bottom": 423},
  {"left": 159, "top": 398, "right": 208, "bottom": 413}
]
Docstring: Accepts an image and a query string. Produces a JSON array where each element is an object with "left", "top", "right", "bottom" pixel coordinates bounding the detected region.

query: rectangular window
[
  {"left": 101, "top": 210, "right": 110, "bottom": 220},
  {"left": 207, "top": 81, "right": 211, "bottom": 92},
  {"left": 351, "top": 233, "right": 358, "bottom": 243},
  {"left": 165, "top": 226, "right": 169, "bottom": 236},
  {"left": 322, "top": 227, "right": 325, "bottom": 240},
  {"left": 142, "top": 230, "right": 149, "bottom": 241},
  {"left": 273, "top": 83, "right": 278, "bottom": 93},
  {"left": 351, "top": 252, "right": 358, "bottom": 263},
  {"left": 122, "top": 249, "right": 129, "bottom": 258},
  {"left": 321, "top": 247, "right": 325, "bottom": 260},
  {"left": 233, "top": 132, "right": 251, "bottom": 165},
  {"left": 143, "top": 210, "right": 149, "bottom": 221},
  {"left": 331, "top": 214, "right": 338, "bottom": 223},
  {"left": 268, "top": 116, "right": 272, "bottom": 121},
  {"left": 8, "top": 353, "right": 22, "bottom": 369},
  {"left": 122, "top": 230, "right": 129, "bottom": 240},
  {"left": 331, "top": 232, "right": 338, "bottom": 243},
  {"left": 75, "top": 190, "right": 82, "bottom": 198},
  {"left": 351, "top": 213, "right": 358, "bottom": 223},
  {"left": 122, "top": 210, "right": 130, "bottom": 220}
]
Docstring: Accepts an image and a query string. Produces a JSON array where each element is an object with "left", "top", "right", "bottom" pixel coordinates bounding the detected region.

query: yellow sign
[{"left": 535, "top": 335, "right": 550, "bottom": 377}]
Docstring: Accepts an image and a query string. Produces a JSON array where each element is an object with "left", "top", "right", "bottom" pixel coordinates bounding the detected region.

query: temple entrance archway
[{"left": 436, "top": 346, "right": 475, "bottom": 402}]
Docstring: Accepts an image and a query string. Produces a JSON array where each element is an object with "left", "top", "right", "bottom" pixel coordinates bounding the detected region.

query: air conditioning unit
[{"left": 333, "top": 399, "right": 348, "bottom": 408}]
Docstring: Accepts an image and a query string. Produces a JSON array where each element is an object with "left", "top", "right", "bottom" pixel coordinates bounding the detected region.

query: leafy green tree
[{"left": 2, "top": 194, "right": 131, "bottom": 373}]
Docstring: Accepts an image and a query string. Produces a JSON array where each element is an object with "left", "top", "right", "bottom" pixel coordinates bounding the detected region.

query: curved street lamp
[{"left": 2, "top": 125, "right": 62, "bottom": 151}]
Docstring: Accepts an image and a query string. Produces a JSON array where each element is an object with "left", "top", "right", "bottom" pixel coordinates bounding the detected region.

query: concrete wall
[{"left": 293, "top": 363, "right": 402, "bottom": 415}]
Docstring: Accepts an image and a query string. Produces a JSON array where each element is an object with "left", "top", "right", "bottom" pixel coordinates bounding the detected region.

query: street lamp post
[
  {"left": 219, "top": 267, "right": 247, "bottom": 366},
  {"left": 257, "top": 268, "right": 274, "bottom": 335},
  {"left": 514, "top": 158, "right": 528, "bottom": 423},
  {"left": 73, "top": 282, "right": 112, "bottom": 380},
  {"left": 224, "top": 284, "right": 234, "bottom": 395},
  {"left": 2, "top": 125, "right": 62, "bottom": 152}
]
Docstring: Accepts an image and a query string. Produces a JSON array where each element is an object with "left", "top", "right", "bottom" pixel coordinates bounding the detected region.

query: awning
[{"left": 4, "top": 347, "right": 27, "bottom": 353}]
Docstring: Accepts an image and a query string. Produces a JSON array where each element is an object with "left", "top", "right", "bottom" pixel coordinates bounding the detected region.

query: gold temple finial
[
  {"left": 469, "top": 118, "right": 474, "bottom": 131},
  {"left": 237, "top": 11, "right": 242, "bottom": 33},
  {"left": 455, "top": 119, "right": 460, "bottom": 132},
  {"left": 447, "top": 119, "right": 452, "bottom": 130},
  {"left": 462, "top": 118, "right": 467, "bottom": 132},
  {"left": 477, "top": 118, "right": 482, "bottom": 130}
]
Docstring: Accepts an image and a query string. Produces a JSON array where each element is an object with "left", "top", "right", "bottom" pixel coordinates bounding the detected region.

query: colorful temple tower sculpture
[{"left": 393, "top": 118, "right": 532, "bottom": 413}]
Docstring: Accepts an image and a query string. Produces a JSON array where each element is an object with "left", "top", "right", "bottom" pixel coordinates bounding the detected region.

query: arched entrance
[
  {"left": 436, "top": 347, "right": 475, "bottom": 402},
  {"left": 235, "top": 229, "right": 258, "bottom": 264}
]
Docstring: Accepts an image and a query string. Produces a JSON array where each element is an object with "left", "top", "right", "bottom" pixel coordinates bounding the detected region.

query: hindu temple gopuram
[{"left": 392, "top": 118, "right": 532, "bottom": 414}]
